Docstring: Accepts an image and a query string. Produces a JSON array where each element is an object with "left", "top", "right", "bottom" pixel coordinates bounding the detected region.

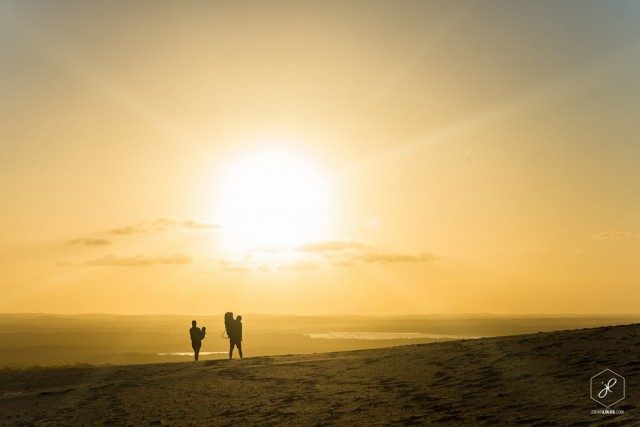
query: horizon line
[{"left": 2, "top": 312, "right": 640, "bottom": 318}]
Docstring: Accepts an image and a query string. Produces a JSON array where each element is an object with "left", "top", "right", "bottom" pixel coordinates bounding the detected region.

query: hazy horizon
[
  {"left": 2, "top": 312, "right": 637, "bottom": 368},
  {"left": 4, "top": 311, "right": 640, "bottom": 317}
]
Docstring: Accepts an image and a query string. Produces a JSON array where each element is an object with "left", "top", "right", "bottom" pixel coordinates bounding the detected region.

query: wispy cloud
[
  {"left": 591, "top": 229, "right": 634, "bottom": 240},
  {"left": 152, "top": 218, "right": 177, "bottom": 228},
  {"left": 108, "top": 219, "right": 219, "bottom": 235},
  {"left": 294, "top": 240, "right": 437, "bottom": 267},
  {"left": 68, "top": 238, "right": 110, "bottom": 246},
  {"left": 278, "top": 260, "right": 319, "bottom": 271},
  {"left": 58, "top": 254, "right": 192, "bottom": 267},
  {"left": 108, "top": 224, "right": 146, "bottom": 235},
  {"left": 183, "top": 220, "right": 219, "bottom": 230},
  {"left": 296, "top": 240, "right": 369, "bottom": 252},
  {"left": 202, "top": 245, "right": 436, "bottom": 273},
  {"left": 355, "top": 251, "right": 436, "bottom": 264},
  {"left": 212, "top": 260, "right": 270, "bottom": 273}
]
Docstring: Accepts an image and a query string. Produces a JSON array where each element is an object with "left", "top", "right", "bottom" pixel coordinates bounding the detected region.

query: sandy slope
[{"left": 1, "top": 324, "right": 639, "bottom": 425}]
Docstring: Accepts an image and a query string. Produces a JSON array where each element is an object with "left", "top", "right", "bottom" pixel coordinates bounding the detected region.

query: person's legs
[
  {"left": 192, "top": 341, "right": 201, "bottom": 361},
  {"left": 229, "top": 340, "right": 234, "bottom": 359},
  {"left": 237, "top": 342, "right": 243, "bottom": 359}
]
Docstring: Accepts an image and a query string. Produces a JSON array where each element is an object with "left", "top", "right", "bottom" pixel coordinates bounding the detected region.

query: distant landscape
[
  {"left": 3, "top": 323, "right": 640, "bottom": 424},
  {"left": 2, "top": 314, "right": 639, "bottom": 368}
]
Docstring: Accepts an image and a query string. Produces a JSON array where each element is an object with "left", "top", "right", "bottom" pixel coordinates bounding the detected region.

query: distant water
[
  {"left": 157, "top": 351, "right": 228, "bottom": 356},
  {"left": 306, "top": 332, "right": 480, "bottom": 340}
]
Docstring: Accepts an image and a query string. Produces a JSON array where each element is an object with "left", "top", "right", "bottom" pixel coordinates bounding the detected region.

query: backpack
[{"left": 223, "top": 312, "right": 234, "bottom": 339}]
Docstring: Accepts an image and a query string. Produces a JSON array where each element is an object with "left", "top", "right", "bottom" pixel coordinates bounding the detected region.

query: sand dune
[{"left": 1, "top": 324, "right": 638, "bottom": 425}]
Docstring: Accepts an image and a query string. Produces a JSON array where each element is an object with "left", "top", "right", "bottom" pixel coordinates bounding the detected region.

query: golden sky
[{"left": 1, "top": 1, "right": 639, "bottom": 314}]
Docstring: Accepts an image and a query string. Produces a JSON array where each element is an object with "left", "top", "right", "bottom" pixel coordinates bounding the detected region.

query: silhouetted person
[
  {"left": 229, "top": 315, "right": 243, "bottom": 359},
  {"left": 189, "top": 320, "right": 205, "bottom": 361}
]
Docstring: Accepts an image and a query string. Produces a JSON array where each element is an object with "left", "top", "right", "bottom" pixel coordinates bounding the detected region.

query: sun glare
[{"left": 216, "top": 147, "right": 331, "bottom": 252}]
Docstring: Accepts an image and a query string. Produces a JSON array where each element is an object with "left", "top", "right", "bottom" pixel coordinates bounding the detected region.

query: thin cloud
[
  {"left": 297, "top": 240, "right": 369, "bottom": 252},
  {"left": 68, "top": 238, "right": 110, "bottom": 246},
  {"left": 296, "top": 240, "right": 437, "bottom": 267},
  {"left": 108, "top": 225, "right": 146, "bottom": 235},
  {"left": 152, "top": 218, "right": 177, "bottom": 228},
  {"left": 213, "top": 260, "right": 270, "bottom": 273},
  {"left": 279, "top": 260, "right": 319, "bottom": 272},
  {"left": 183, "top": 220, "right": 220, "bottom": 230},
  {"left": 60, "top": 254, "right": 192, "bottom": 267},
  {"left": 591, "top": 230, "right": 634, "bottom": 240},
  {"left": 105, "top": 218, "right": 218, "bottom": 235},
  {"left": 356, "top": 251, "right": 436, "bottom": 264},
  {"left": 214, "top": 260, "right": 251, "bottom": 273}
]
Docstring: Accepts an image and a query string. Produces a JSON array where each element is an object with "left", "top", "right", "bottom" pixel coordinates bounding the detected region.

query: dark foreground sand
[{"left": 1, "top": 324, "right": 639, "bottom": 425}]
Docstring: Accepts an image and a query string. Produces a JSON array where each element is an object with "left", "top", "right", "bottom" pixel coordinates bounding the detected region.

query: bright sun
[{"left": 216, "top": 147, "right": 331, "bottom": 252}]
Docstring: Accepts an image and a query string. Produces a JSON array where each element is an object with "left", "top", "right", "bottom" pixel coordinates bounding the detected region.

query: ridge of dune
[{"left": 1, "top": 323, "right": 639, "bottom": 425}]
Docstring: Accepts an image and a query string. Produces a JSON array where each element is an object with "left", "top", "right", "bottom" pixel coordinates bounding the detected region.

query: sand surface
[{"left": 1, "top": 324, "right": 639, "bottom": 425}]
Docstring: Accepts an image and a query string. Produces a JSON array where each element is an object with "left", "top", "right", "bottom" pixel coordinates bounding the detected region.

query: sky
[{"left": 1, "top": 0, "right": 639, "bottom": 314}]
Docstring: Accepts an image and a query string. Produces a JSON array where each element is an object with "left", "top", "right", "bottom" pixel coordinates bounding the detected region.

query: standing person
[
  {"left": 229, "top": 315, "right": 243, "bottom": 359},
  {"left": 189, "top": 320, "right": 205, "bottom": 362}
]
